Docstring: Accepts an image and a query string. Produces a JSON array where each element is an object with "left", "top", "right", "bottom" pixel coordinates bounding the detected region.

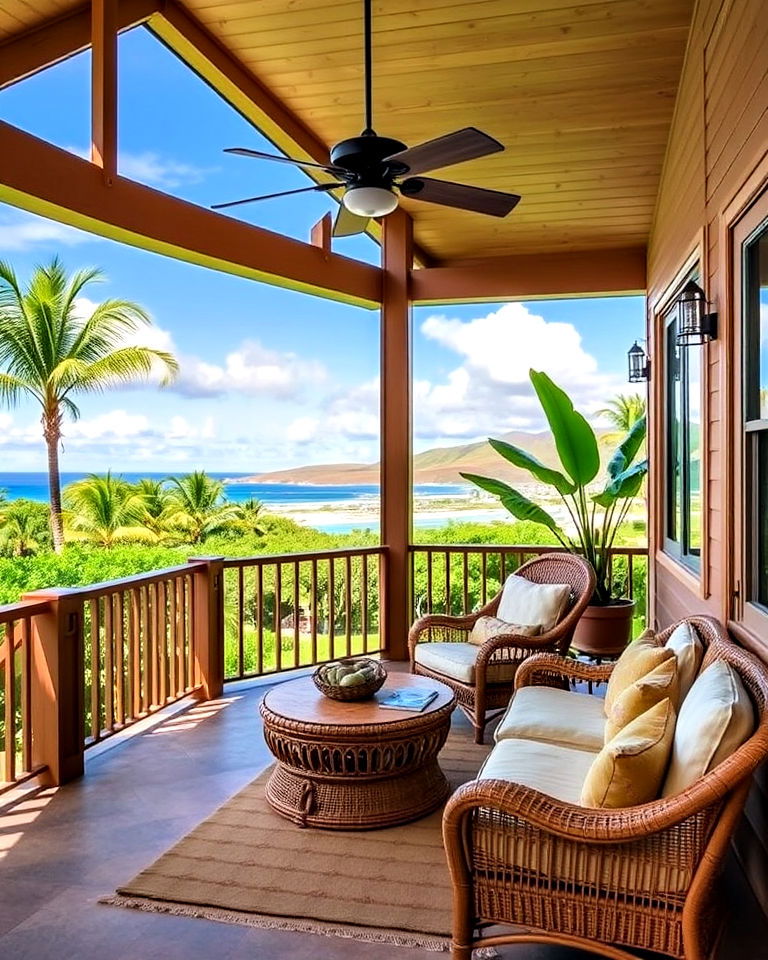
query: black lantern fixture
[
  {"left": 628, "top": 341, "right": 650, "bottom": 383},
  {"left": 675, "top": 280, "right": 718, "bottom": 346}
]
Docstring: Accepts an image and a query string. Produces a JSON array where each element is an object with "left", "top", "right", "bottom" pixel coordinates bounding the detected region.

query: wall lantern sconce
[
  {"left": 675, "top": 280, "right": 718, "bottom": 345},
  {"left": 628, "top": 341, "right": 650, "bottom": 383}
]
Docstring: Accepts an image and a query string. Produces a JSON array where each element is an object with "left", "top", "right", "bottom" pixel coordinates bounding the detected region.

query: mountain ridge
[{"left": 234, "top": 429, "right": 618, "bottom": 486}]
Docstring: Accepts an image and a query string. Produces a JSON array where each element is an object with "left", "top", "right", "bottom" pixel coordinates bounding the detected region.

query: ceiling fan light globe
[{"left": 343, "top": 186, "right": 398, "bottom": 218}]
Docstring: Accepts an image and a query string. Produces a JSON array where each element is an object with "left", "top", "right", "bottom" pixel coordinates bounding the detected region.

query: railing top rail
[
  {"left": 29, "top": 561, "right": 209, "bottom": 603},
  {"left": 0, "top": 597, "right": 51, "bottom": 624},
  {"left": 221, "top": 546, "right": 386, "bottom": 568},
  {"left": 409, "top": 544, "right": 648, "bottom": 556}
]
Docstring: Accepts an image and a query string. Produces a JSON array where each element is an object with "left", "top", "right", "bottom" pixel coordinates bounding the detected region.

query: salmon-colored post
[
  {"left": 310, "top": 212, "right": 332, "bottom": 256},
  {"left": 23, "top": 588, "right": 85, "bottom": 785},
  {"left": 91, "top": 0, "right": 118, "bottom": 182},
  {"left": 380, "top": 209, "right": 414, "bottom": 660},
  {"left": 189, "top": 557, "right": 225, "bottom": 700}
]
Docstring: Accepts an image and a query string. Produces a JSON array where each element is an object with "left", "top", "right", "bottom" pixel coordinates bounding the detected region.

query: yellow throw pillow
[
  {"left": 468, "top": 616, "right": 541, "bottom": 646},
  {"left": 581, "top": 699, "right": 676, "bottom": 808},
  {"left": 604, "top": 658, "right": 679, "bottom": 741},
  {"left": 662, "top": 659, "right": 754, "bottom": 797},
  {"left": 604, "top": 632, "right": 675, "bottom": 716},
  {"left": 665, "top": 621, "right": 704, "bottom": 701}
]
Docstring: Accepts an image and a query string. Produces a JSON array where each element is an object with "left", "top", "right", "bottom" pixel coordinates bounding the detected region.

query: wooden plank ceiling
[{"left": 0, "top": 0, "right": 695, "bottom": 264}]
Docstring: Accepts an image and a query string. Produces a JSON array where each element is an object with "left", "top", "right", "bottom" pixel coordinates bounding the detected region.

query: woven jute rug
[{"left": 102, "top": 732, "right": 490, "bottom": 952}]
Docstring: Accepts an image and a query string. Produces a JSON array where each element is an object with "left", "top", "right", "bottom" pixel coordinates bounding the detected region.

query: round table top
[{"left": 261, "top": 673, "right": 454, "bottom": 728}]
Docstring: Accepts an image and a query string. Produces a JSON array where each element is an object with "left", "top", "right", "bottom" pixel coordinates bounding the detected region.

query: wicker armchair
[
  {"left": 442, "top": 616, "right": 768, "bottom": 960},
  {"left": 409, "top": 553, "right": 595, "bottom": 743}
]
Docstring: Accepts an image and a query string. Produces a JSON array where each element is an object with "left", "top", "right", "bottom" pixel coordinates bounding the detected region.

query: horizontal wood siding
[{"left": 648, "top": 0, "right": 768, "bottom": 913}]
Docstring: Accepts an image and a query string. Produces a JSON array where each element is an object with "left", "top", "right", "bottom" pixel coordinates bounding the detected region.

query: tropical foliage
[
  {"left": 461, "top": 370, "right": 648, "bottom": 604},
  {"left": 596, "top": 393, "right": 647, "bottom": 438},
  {"left": 63, "top": 472, "right": 149, "bottom": 548},
  {"left": 0, "top": 257, "right": 178, "bottom": 550}
]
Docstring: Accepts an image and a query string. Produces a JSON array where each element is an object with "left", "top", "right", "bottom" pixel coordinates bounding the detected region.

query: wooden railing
[
  {"left": 1, "top": 542, "right": 650, "bottom": 796},
  {"left": 410, "top": 544, "right": 648, "bottom": 630},
  {"left": 77, "top": 564, "right": 200, "bottom": 747},
  {"left": 0, "top": 598, "right": 50, "bottom": 793},
  {"left": 222, "top": 547, "right": 385, "bottom": 682}
]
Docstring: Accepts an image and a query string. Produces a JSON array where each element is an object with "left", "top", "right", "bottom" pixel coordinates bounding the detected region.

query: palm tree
[
  {"left": 132, "top": 477, "right": 175, "bottom": 540},
  {"left": 63, "top": 472, "right": 150, "bottom": 548},
  {"left": 166, "top": 471, "right": 241, "bottom": 544},
  {"left": 596, "top": 393, "right": 646, "bottom": 435},
  {"left": 0, "top": 257, "right": 178, "bottom": 551},
  {"left": 0, "top": 499, "right": 51, "bottom": 556},
  {"left": 234, "top": 496, "right": 266, "bottom": 537}
]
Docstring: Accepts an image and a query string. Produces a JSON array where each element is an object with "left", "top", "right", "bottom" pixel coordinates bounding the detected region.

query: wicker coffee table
[{"left": 260, "top": 673, "right": 455, "bottom": 830}]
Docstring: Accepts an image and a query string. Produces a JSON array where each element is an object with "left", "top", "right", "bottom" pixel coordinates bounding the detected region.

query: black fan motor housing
[{"left": 330, "top": 134, "right": 409, "bottom": 184}]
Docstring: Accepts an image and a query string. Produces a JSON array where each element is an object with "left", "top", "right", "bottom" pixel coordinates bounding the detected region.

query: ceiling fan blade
[
  {"left": 333, "top": 203, "right": 370, "bottom": 237},
  {"left": 224, "top": 147, "right": 344, "bottom": 174},
  {"left": 212, "top": 182, "right": 345, "bottom": 211},
  {"left": 384, "top": 127, "right": 503, "bottom": 176},
  {"left": 399, "top": 177, "right": 520, "bottom": 218}
]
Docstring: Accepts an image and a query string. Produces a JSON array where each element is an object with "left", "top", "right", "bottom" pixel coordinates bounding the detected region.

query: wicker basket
[{"left": 313, "top": 658, "right": 387, "bottom": 701}]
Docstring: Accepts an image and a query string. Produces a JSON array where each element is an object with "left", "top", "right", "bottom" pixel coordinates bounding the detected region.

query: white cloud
[
  {"left": 0, "top": 212, "right": 94, "bottom": 252},
  {"left": 413, "top": 302, "right": 624, "bottom": 441},
  {"left": 173, "top": 339, "right": 327, "bottom": 400},
  {"left": 119, "top": 152, "right": 214, "bottom": 190}
]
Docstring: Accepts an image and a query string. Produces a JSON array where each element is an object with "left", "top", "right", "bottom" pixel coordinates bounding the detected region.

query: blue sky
[{"left": 0, "top": 26, "right": 644, "bottom": 473}]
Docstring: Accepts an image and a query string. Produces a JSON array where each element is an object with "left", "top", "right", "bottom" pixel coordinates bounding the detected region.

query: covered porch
[{"left": 1, "top": 0, "right": 768, "bottom": 956}]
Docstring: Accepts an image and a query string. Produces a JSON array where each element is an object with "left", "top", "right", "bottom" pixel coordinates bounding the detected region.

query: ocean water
[{"left": 0, "top": 472, "right": 466, "bottom": 504}]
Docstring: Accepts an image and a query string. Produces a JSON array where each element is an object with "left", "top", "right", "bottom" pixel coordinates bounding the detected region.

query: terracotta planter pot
[{"left": 571, "top": 599, "right": 636, "bottom": 657}]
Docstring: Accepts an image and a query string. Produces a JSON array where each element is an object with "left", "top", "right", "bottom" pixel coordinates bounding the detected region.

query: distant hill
[{"left": 236, "top": 429, "right": 619, "bottom": 486}]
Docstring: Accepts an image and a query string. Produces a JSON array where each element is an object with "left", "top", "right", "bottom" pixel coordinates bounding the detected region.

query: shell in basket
[{"left": 313, "top": 658, "right": 387, "bottom": 701}]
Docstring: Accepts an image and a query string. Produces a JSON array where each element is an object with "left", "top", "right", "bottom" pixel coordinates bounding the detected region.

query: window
[
  {"left": 743, "top": 223, "right": 768, "bottom": 609},
  {"left": 663, "top": 281, "right": 702, "bottom": 570}
]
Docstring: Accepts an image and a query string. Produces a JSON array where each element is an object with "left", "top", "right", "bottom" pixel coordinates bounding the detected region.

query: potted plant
[{"left": 461, "top": 369, "right": 647, "bottom": 655}]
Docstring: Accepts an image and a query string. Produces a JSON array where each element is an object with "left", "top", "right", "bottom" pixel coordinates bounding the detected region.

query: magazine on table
[{"left": 379, "top": 688, "right": 439, "bottom": 712}]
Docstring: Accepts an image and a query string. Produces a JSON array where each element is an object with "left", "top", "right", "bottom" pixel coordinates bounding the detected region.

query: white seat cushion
[
  {"left": 474, "top": 738, "right": 689, "bottom": 893},
  {"left": 665, "top": 621, "right": 704, "bottom": 701},
  {"left": 478, "top": 738, "right": 597, "bottom": 804},
  {"left": 494, "top": 685, "right": 606, "bottom": 752},
  {"left": 497, "top": 574, "right": 571, "bottom": 633},
  {"left": 413, "top": 642, "right": 517, "bottom": 684}
]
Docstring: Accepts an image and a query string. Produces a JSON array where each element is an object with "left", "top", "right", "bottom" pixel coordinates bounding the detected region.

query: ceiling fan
[{"left": 212, "top": 0, "right": 521, "bottom": 237}]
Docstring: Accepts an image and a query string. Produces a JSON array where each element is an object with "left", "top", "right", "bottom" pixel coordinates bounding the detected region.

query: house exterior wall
[{"left": 647, "top": 0, "right": 768, "bottom": 910}]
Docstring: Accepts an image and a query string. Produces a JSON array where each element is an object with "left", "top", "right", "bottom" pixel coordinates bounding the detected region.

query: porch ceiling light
[
  {"left": 342, "top": 185, "right": 399, "bottom": 218},
  {"left": 675, "top": 280, "right": 718, "bottom": 346},
  {"left": 628, "top": 341, "right": 650, "bottom": 383}
]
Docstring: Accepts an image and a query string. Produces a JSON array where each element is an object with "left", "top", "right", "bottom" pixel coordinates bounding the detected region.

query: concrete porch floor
[{"left": 1, "top": 665, "right": 766, "bottom": 960}]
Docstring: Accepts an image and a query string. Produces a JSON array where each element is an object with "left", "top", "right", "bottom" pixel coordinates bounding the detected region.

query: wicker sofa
[
  {"left": 442, "top": 615, "right": 768, "bottom": 960},
  {"left": 409, "top": 553, "right": 595, "bottom": 743}
]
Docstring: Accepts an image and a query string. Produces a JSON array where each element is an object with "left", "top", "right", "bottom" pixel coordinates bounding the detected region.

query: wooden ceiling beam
[
  {"left": 0, "top": 0, "right": 159, "bottom": 89},
  {"left": 411, "top": 247, "right": 647, "bottom": 304},
  {"left": 0, "top": 120, "right": 381, "bottom": 307}
]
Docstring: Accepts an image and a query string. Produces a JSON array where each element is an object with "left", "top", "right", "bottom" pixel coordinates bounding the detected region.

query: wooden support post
[
  {"left": 380, "top": 209, "right": 414, "bottom": 660},
  {"left": 91, "top": 0, "right": 118, "bottom": 181},
  {"left": 310, "top": 213, "right": 332, "bottom": 257},
  {"left": 23, "top": 588, "right": 85, "bottom": 786},
  {"left": 189, "top": 557, "right": 225, "bottom": 700}
]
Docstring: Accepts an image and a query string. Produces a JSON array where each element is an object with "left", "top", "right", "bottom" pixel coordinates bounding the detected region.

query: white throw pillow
[
  {"left": 662, "top": 659, "right": 754, "bottom": 797},
  {"left": 497, "top": 574, "right": 571, "bottom": 633},
  {"left": 665, "top": 621, "right": 704, "bottom": 701},
  {"left": 468, "top": 615, "right": 541, "bottom": 646}
]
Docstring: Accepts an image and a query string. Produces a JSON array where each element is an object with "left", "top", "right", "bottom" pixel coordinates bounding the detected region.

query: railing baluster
[
  {"left": 130, "top": 588, "right": 140, "bottom": 720},
  {"left": 328, "top": 558, "right": 335, "bottom": 659},
  {"left": 115, "top": 591, "right": 125, "bottom": 725},
  {"left": 237, "top": 566, "right": 244, "bottom": 679},
  {"left": 185, "top": 575, "right": 194, "bottom": 690},
  {"left": 21, "top": 617, "right": 32, "bottom": 773},
  {"left": 427, "top": 548, "right": 434, "bottom": 614},
  {"left": 310, "top": 559, "right": 318, "bottom": 665},
  {"left": 90, "top": 598, "right": 101, "bottom": 741},
  {"left": 361, "top": 553, "right": 369, "bottom": 652},
  {"left": 293, "top": 561, "right": 300, "bottom": 669},
  {"left": 257, "top": 563, "right": 264, "bottom": 676},
  {"left": 444, "top": 550, "right": 451, "bottom": 616},
  {"left": 463, "top": 552, "right": 469, "bottom": 614},
  {"left": 275, "top": 562, "right": 282, "bottom": 673},
  {"left": 4, "top": 622, "right": 15, "bottom": 784},
  {"left": 481, "top": 552, "right": 488, "bottom": 605},
  {"left": 345, "top": 554, "right": 352, "bottom": 657}
]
